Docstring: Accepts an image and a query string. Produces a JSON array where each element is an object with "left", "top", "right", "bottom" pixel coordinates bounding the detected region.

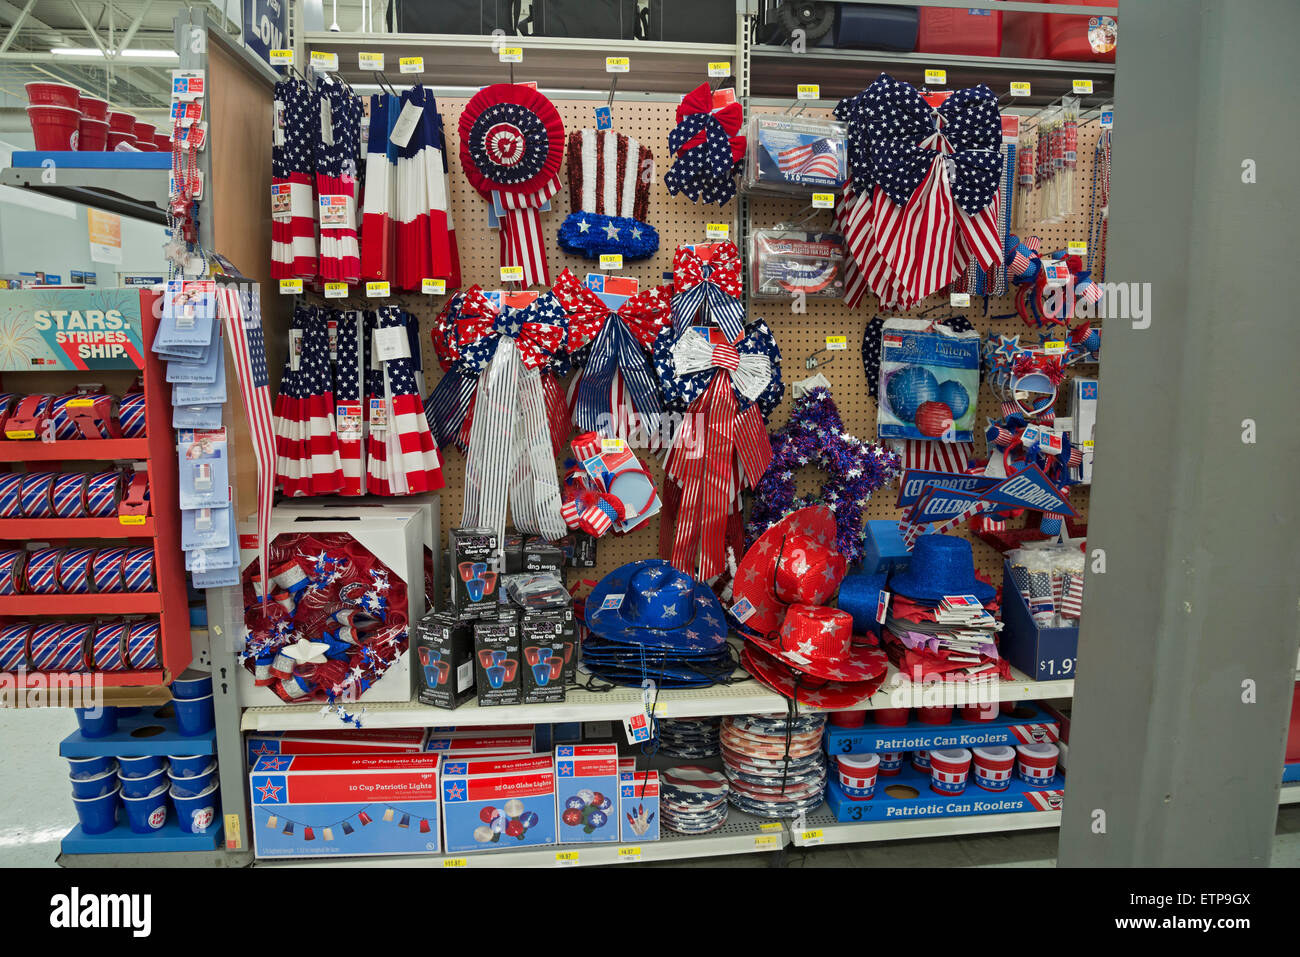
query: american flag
[
  {"left": 778, "top": 137, "right": 840, "bottom": 180},
  {"left": 218, "top": 283, "right": 275, "bottom": 601},
  {"left": 893, "top": 439, "right": 974, "bottom": 473}
]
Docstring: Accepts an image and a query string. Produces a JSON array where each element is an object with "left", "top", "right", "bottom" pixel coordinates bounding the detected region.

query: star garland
[{"left": 746, "top": 387, "right": 901, "bottom": 563}]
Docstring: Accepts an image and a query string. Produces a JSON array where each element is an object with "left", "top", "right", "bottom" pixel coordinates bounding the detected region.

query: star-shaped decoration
[
  {"left": 281, "top": 637, "right": 331, "bottom": 665},
  {"left": 604, "top": 222, "right": 621, "bottom": 240},
  {"left": 255, "top": 779, "right": 282, "bottom": 801}
]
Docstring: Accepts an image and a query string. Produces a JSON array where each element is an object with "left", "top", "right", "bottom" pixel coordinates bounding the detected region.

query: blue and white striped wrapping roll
[
  {"left": 0, "top": 473, "right": 23, "bottom": 517},
  {"left": 121, "top": 546, "right": 155, "bottom": 593},
  {"left": 23, "top": 547, "right": 63, "bottom": 594},
  {"left": 51, "top": 473, "right": 87, "bottom": 518},
  {"left": 57, "top": 546, "right": 95, "bottom": 594},
  {"left": 91, "top": 546, "right": 127, "bottom": 593},
  {"left": 48, "top": 395, "right": 84, "bottom": 441},
  {"left": 0, "top": 623, "right": 29, "bottom": 670},
  {"left": 125, "top": 618, "right": 160, "bottom": 669},
  {"left": 55, "top": 622, "right": 91, "bottom": 672},
  {"left": 20, "top": 472, "right": 57, "bottom": 517},
  {"left": 119, "top": 393, "right": 147, "bottom": 438},
  {"left": 0, "top": 549, "right": 23, "bottom": 595},
  {"left": 89, "top": 619, "right": 127, "bottom": 671},
  {"left": 27, "top": 622, "right": 65, "bottom": 670},
  {"left": 83, "top": 471, "right": 122, "bottom": 517}
]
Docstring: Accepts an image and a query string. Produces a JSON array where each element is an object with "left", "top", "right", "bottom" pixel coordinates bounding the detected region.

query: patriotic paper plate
[
  {"left": 727, "top": 793, "right": 824, "bottom": 818},
  {"left": 725, "top": 713, "right": 826, "bottom": 737}
]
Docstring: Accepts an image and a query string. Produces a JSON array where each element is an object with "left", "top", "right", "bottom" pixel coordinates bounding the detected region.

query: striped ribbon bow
[
  {"left": 552, "top": 269, "right": 670, "bottom": 437},
  {"left": 670, "top": 242, "right": 746, "bottom": 343},
  {"left": 654, "top": 321, "right": 783, "bottom": 580}
]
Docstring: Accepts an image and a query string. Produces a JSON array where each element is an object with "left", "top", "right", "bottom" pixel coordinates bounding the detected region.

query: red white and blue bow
[
  {"left": 664, "top": 84, "right": 745, "bottom": 206},
  {"left": 670, "top": 242, "right": 746, "bottom": 343}
]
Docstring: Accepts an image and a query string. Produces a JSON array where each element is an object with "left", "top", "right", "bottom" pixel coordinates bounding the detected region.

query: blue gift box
[
  {"left": 555, "top": 744, "right": 621, "bottom": 844},
  {"left": 441, "top": 754, "right": 557, "bottom": 854}
]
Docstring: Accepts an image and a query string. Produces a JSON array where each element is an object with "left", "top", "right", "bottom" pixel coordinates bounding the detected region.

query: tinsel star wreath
[{"left": 746, "top": 386, "right": 901, "bottom": 564}]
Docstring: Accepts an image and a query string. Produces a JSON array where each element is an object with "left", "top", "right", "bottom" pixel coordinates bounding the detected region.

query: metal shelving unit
[
  {"left": 791, "top": 804, "right": 1061, "bottom": 847},
  {"left": 0, "top": 165, "right": 169, "bottom": 225}
]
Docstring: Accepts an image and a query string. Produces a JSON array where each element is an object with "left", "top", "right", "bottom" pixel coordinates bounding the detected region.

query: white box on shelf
[{"left": 237, "top": 503, "right": 425, "bottom": 706}]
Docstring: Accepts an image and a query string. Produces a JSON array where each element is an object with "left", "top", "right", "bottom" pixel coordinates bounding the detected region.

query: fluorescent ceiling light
[{"left": 50, "top": 47, "right": 178, "bottom": 58}]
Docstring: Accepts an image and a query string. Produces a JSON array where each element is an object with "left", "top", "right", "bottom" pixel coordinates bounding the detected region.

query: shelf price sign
[
  {"left": 309, "top": 51, "right": 338, "bottom": 71},
  {"left": 499, "top": 46, "right": 523, "bottom": 63},
  {"left": 269, "top": 49, "right": 294, "bottom": 66},
  {"left": 925, "top": 69, "right": 947, "bottom": 86},
  {"left": 706, "top": 223, "right": 730, "bottom": 240},
  {"left": 279, "top": 278, "right": 303, "bottom": 294},
  {"left": 358, "top": 52, "right": 385, "bottom": 72},
  {"left": 599, "top": 253, "right": 623, "bottom": 270},
  {"left": 606, "top": 56, "right": 629, "bottom": 73},
  {"left": 500, "top": 265, "right": 524, "bottom": 283},
  {"left": 617, "top": 846, "right": 642, "bottom": 862},
  {"left": 365, "top": 281, "right": 390, "bottom": 298},
  {"left": 324, "top": 282, "right": 349, "bottom": 299},
  {"left": 950, "top": 292, "right": 971, "bottom": 307},
  {"left": 1072, "top": 79, "right": 1094, "bottom": 94},
  {"left": 1010, "top": 81, "right": 1032, "bottom": 97},
  {"left": 399, "top": 56, "right": 423, "bottom": 74},
  {"left": 555, "top": 850, "right": 580, "bottom": 866},
  {"left": 811, "top": 192, "right": 835, "bottom": 209},
  {"left": 799, "top": 828, "right": 825, "bottom": 846},
  {"left": 707, "top": 61, "right": 731, "bottom": 78},
  {"left": 422, "top": 278, "right": 446, "bottom": 295},
  {"left": 442, "top": 857, "right": 468, "bottom": 868},
  {"left": 1068, "top": 241, "right": 1087, "bottom": 256},
  {"left": 754, "top": 834, "right": 780, "bottom": 849},
  {"left": 825, "top": 335, "right": 847, "bottom": 351},
  {"left": 796, "top": 83, "right": 820, "bottom": 100}
]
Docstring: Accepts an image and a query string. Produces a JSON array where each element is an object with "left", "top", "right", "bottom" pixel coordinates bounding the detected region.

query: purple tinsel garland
[{"left": 746, "top": 386, "right": 901, "bottom": 563}]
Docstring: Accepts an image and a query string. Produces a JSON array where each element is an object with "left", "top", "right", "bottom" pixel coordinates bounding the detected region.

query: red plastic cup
[
  {"left": 829, "top": 709, "right": 867, "bottom": 728},
  {"left": 107, "top": 110, "right": 136, "bottom": 132},
  {"left": 25, "top": 81, "right": 81, "bottom": 110},
  {"left": 107, "top": 131, "right": 138, "bottom": 151},
  {"left": 78, "top": 117, "right": 109, "bottom": 151},
  {"left": 918, "top": 705, "right": 953, "bottom": 725},
  {"left": 873, "top": 707, "right": 910, "bottom": 726},
  {"left": 961, "top": 703, "right": 999, "bottom": 722},
  {"left": 80, "top": 96, "right": 109, "bottom": 121},
  {"left": 132, "top": 121, "right": 156, "bottom": 142},
  {"left": 133, "top": 138, "right": 156, "bottom": 152},
  {"left": 27, "top": 105, "right": 82, "bottom": 150},
  {"left": 1015, "top": 742, "right": 1060, "bottom": 786},
  {"left": 153, "top": 133, "right": 173, "bottom": 151},
  {"left": 972, "top": 745, "right": 1016, "bottom": 791},
  {"left": 929, "top": 748, "right": 972, "bottom": 795}
]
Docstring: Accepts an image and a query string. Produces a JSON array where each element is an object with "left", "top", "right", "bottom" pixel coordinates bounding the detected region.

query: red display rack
[{"left": 0, "top": 288, "right": 191, "bottom": 690}]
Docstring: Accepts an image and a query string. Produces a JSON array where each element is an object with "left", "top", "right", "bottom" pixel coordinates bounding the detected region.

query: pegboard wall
[{"left": 293, "top": 93, "right": 1107, "bottom": 590}]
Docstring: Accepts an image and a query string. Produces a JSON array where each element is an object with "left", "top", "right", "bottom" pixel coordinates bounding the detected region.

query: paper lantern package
[
  {"left": 555, "top": 744, "right": 621, "bottom": 844},
  {"left": 441, "top": 754, "right": 558, "bottom": 854},
  {"left": 249, "top": 753, "right": 441, "bottom": 859},
  {"left": 415, "top": 611, "right": 479, "bottom": 711},
  {"left": 245, "top": 727, "right": 427, "bottom": 767}
]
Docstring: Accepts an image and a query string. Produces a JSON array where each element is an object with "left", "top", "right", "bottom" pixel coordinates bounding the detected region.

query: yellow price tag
[
  {"left": 324, "top": 282, "right": 348, "bottom": 299},
  {"left": 1010, "top": 82, "right": 1032, "bottom": 97},
  {"left": 800, "top": 828, "right": 825, "bottom": 845},
  {"left": 601, "top": 438, "right": 626, "bottom": 452},
  {"left": 811, "top": 192, "right": 835, "bottom": 209},
  {"left": 555, "top": 850, "right": 580, "bottom": 865},
  {"left": 358, "top": 52, "right": 385, "bottom": 71},
  {"left": 796, "top": 83, "right": 820, "bottom": 100},
  {"left": 705, "top": 223, "right": 730, "bottom": 240},
  {"left": 442, "top": 857, "right": 468, "bottom": 868},
  {"left": 422, "top": 278, "right": 447, "bottom": 295},
  {"left": 269, "top": 49, "right": 294, "bottom": 65},
  {"left": 65, "top": 398, "right": 95, "bottom": 408},
  {"left": 606, "top": 56, "right": 630, "bottom": 73},
  {"left": 617, "top": 846, "right": 642, "bottom": 861},
  {"left": 223, "top": 814, "right": 242, "bottom": 850},
  {"left": 707, "top": 62, "right": 731, "bottom": 78},
  {"left": 1083, "top": 439, "right": 1095, "bottom": 449},
  {"left": 5, "top": 430, "right": 35, "bottom": 440},
  {"left": 950, "top": 293, "right": 971, "bottom": 307},
  {"left": 365, "top": 281, "right": 390, "bottom": 298},
  {"left": 825, "top": 335, "right": 847, "bottom": 351},
  {"left": 599, "top": 253, "right": 623, "bottom": 270},
  {"left": 925, "top": 69, "right": 947, "bottom": 86},
  {"left": 1073, "top": 79, "right": 1094, "bottom": 94},
  {"left": 759, "top": 821, "right": 783, "bottom": 832},
  {"left": 309, "top": 51, "right": 338, "bottom": 71},
  {"left": 1068, "top": 241, "right": 1088, "bottom": 256},
  {"left": 500, "top": 265, "right": 525, "bottom": 282},
  {"left": 754, "top": 834, "right": 780, "bottom": 848},
  {"left": 399, "top": 56, "right": 424, "bottom": 74},
  {"left": 1043, "top": 340, "right": 1066, "bottom": 355},
  {"left": 279, "top": 278, "right": 303, "bottom": 294},
  {"left": 499, "top": 46, "right": 523, "bottom": 63},
  {"left": 119, "top": 514, "right": 147, "bottom": 526}
]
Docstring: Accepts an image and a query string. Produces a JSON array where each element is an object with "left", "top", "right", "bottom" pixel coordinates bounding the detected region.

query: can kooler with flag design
[
  {"left": 24, "top": 547, "right": 62, "bottom": 593},
  {"left": 0, "top": 549, "right": 23, "bottom": 595},
  {"left": 119, "top": 393, "right": 147, "bottom": 438},
  {"left": 0, "top": 473, "right": 23, "bottom": 517},
  {"left": 929, "top": 748, "right": 972, "bottom": 795},
  {"left": 51, "top": 473, "right": 87, "bottom": 518},
  {"left": 121, "top": 547, "right": 155, "bottom": 593},
  {"left": 0, "top": 623, "right": 29, "bottom": 670},
  {"left": 1015, "top": 742, "right": 1059, "bottom": 786},
  {"left": 58, "top": 547, "right": 95, "bottom": 594},
  {"left": 91, "top": 546, "right": 127, "bottom": 593},
  {"left": 20, "top": 472, "right": 56, "bottom": 517},
  {"left": 84, "top": 471, "right": 121, "bottom": 517},
  {"left": 125, "top": 618, "right": 161, "bottom": 669},
  {"left": 53, "top": 623, "right": 90, "bottom": 672},
  {"left": 972, "top": 745, "right": 1016, "bottom": 791},
  {"left": 28, "top": 622, "right": 66, "bottom": 670},
  {"left": 878, "top": 751, "right": 906, "bottom": 776},
  {"left": 90, "top": 619, "right": 127, "bottom": 671}
]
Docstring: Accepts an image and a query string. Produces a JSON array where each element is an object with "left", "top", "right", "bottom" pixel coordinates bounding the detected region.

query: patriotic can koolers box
[{"left": 250, "top": 753, "right": 441, "bottom": 859}]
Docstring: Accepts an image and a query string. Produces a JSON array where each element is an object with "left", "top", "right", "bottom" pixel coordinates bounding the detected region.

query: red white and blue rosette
[
  {"left": 90, "top": 619, "right": 127, "bottom": 671},
  {"left": 23, "top": 547, "right": 62, "bottom": 594},
  {"left": 125, "top": 618, "right": 161, "bottom": 669},
  {"left": 121, "top": 547, "right": 156, "bottom": 593},
  {"left": 91, "top": 546, "right": 128, "bottom": 593}
]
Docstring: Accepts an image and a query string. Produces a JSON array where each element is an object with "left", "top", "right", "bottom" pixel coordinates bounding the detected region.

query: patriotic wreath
[{"left": 746, "top": 387, "right": 900, "bottom": 563}]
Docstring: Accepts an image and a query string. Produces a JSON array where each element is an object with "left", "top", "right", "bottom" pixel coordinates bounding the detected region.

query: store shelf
[
  {"left": 750, "top": 45, "right": 1115, "bottom": 103},
  {"left": 2, "top": 669, "right": 167, "bottom": 689},
  {"left": 256, "top": 808, "right": 785, "bottom": 867},
  {"left": 0, "top": 517, "right": 154, "bottom": 539},
  {"left": 791, "top": 804, "right": 1060, "bottom": 847},
  {"left": 1281, "top": 785, "right": 1300, "bottom": 806},
  {"left": 300, "top": 32, "right": 736, "bottom": 93},
  {"left": 240, "top": 661, "right": 1073, "bottom": 731},
  {"left": 0, "top": 165, "right": 168, "bottom": 226},
  {"left": 0, "top": 439, "right": 151, "bottom": 462},
  {"left": 0, "top": 592, "right": 162, "bottom": 615}
]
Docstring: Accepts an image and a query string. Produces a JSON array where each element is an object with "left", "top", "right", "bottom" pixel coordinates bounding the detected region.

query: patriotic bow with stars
[
  {"left": 551, "top": 269, "right": 671, "bottom": 436},
  {"left": 670, "top": 242, "right": 746, "bottom": 343},
  {"left": 664, "top": 84, "right": 746, "bottom": 206},
  {"left": 424, "top": 286, "right": 571, "bottom": 454}
]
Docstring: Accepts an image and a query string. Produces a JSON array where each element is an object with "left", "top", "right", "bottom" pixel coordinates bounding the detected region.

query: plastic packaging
[
  {"left": 742, "top": 115, "right": 847, "bottom": 196},
  {"left": 749, "top": 229, "right": 847, "bottom": 300}
]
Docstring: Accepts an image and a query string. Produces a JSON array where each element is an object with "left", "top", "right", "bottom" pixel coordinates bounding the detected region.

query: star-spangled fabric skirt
[
  {"left": 393, "top": 86, "right": 460, "bottom": 291},
  {"left": 332, "top": 310, "right": 365, "bottom": 495},
  {"left": 272, "top": 305, "right": 311, "bottom": 496}
]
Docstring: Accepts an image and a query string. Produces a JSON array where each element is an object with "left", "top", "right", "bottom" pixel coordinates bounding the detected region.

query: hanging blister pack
[
  {"left": 172, "top": 342, "right": 227, "bottom": 406},
  {"left": 181, "top": 496, "right": 232, "bottom": 551},
  {"left": 173, "top": 403, "right": 224, "bottom": 430},
  {"left": 750, "top": 229, "right": 846, "bottom": 300},
  {"left": 165, "top": 325, "right": 223, "bottom": 384},
  {"left": 743, "top": 115, "right": 847, "bottom": 195},
  {"left": 155, "top": 279, "right": 217, "bottom": 349},
  {"left": 177, "top": 428, "right": 230, "bottom": 509}
]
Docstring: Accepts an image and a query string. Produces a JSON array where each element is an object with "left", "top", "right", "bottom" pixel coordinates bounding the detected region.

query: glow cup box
[
  {"left": 619, "top": 768, "right": 660, "bottom": 843},
  {"left": 245, "top": 727, "right": 427, "bottom": 767},
  {"left": 415, "top": 611, "right": 477, "bottom": 710},
  {"left": 555, "top": 744, "right": 620, "bottom": 844},
  {"left": 473, "top": 615, "right": 522, "bottom": 707},
  {"left": 520, "top": 611, "right": 568, "bottom": 704},
  {"left": 250, "top": 753, "right": 441, "bottom": 859},
  {"left": 823, "top": 763, "right": 1064, "bottom": 823},
  {"left": 450, "top": 526, "right": 500, "bottom": 618},
  {"left": 441, "top": 754, "right": 558, "bottom": 853}
]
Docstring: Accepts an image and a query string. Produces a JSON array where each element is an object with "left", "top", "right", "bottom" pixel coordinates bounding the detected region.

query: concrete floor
[{"left": 4, "top": 706, "right": 1299, "bottom": 868}]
